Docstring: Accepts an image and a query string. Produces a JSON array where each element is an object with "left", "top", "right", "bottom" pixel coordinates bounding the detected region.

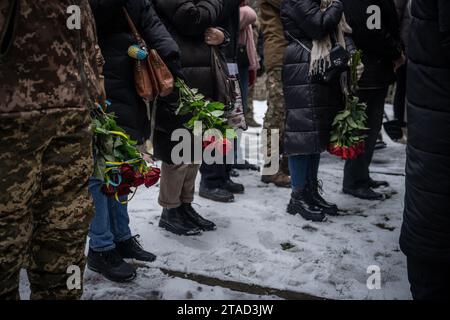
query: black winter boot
[
  {"left": 306, "top": 180, "right": 339, "bottom": 216},
  {"left": 115, "top": 235, "right": 156, "bottom": 262},
  {"left": 223, "top": 179, "right": 245, "bottom": 194},
  {"left": 159, "top": 207, "right": 202, "bottom": 236},
  {"left": 287, "top": 190, "right": 326, "bottom": 222},
  {"left": 87, "top": 248, "right": 136, "bottom": 283},
  {"left": 199, "top": 185, "right": 234, "bottom": 202},
  {"left": 181, "top": 203, "right": 217, "bottom": 231}
]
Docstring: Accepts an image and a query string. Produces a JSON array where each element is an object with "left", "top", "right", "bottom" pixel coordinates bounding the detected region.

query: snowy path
[{"left": 20, "top": 102, "right": 411, "bottom": 300}]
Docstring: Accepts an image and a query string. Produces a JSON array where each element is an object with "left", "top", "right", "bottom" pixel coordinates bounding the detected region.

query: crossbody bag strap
[
  {"left": 285, "top": 31, "right": 311, "bottom": 53},
  {"left": 122, "top": 8, "right": 147, "bottom": 48}
]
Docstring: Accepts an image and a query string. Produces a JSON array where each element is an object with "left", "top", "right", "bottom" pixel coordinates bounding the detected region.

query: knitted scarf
[{"left": 309, "top": 0, "right": 352, "bottom": 76}]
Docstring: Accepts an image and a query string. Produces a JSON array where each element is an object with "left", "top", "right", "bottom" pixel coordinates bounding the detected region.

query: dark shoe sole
[
  {"left": 321, "top": 207, "right": 339, "bottom": 216},
  {"left": 369, "top": 183, "right": 390, "bottom": 189},
  {"left": 287, "top": 203, "right": 327, "bottom": 222},
  {"left": 199, "top": 191, "right": 234, "bottom": 203},
  {"left": 158, "top": 220, "right": 202, "bottom": 236},
  {"left": 224, "top": 187, "right": 245, "bottom": 194},
  {"left": 87, "top": 264, "right": 136, "bottom": 283},
  {"left": 342, "top": 188, "right": 385, "bottom": 201}
]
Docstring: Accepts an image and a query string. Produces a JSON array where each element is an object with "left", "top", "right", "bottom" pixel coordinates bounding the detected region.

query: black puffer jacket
[
  {"left": 281, "top": 0, "right": 349, "bottom": 155},
  {"left": 152, "top": 0, "right": 225, "bottom": 163},
  {"left": 342, "top": 0, "right": 402, "bottom": 88},
  {"left": 400, "top": 0, "right": 450, "bottom": 263},
  {"left": 89, "top": 0, "right": 181, "bottom": 143}
]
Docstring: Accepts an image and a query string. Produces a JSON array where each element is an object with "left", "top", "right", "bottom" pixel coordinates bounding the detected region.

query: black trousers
[
  {"left": 407, "top": 257, "right": 450, "bottom": 300},
  {"left": 200, "top": 163, "right": 231, "bottom": 188},
  {"left": 343, "top": 87, "right": 389, "bottom": 189},
  {"left": 393, "top": 63, "right": 407, "bottom": 125}
]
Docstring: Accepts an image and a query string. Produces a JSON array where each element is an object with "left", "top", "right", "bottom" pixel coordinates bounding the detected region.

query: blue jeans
[
  {"left": 288, "top": 154, "right": 321, "bottom": 190},
  {"left": 88, "top": 178, "right": 132, "bottom": 252},
  {"left": 239, "top": 66, "right": 249, "bottom": 113}
]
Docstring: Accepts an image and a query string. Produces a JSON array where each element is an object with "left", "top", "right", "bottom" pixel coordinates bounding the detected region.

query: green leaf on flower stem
[
  {"left": 330, "top": 134, "right": 338, "bottom": 142},
  {"left": 206, "top": 102, "right": 225, "bottom": 111},
  {"left": 194, "top": 94, "right": 205, "bottom": 101},
  {"left": 191, "top": 101, "right": 205, "bottom": 108},
  {"left": 210, "top": 110, "right": 224, "bottom": 117},
  {"left": 346, "top": 117, "right": 358, "bottom": 129}
]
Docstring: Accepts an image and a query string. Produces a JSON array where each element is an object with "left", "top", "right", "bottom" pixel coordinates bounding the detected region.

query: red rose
[
  {"left": 144, "top": 168, "right": 161, "bottom": 188},
  {"left": 101, "top": 184, "right": 116, "bottom": 197},
  {"left": 120, "top": 164, "right": 135, "bottom": 183},
  {"left": 348, "top": 145, "right": 357, "bottom": 160},
  {"left": 218, "top": 138, "right": 233, "bottom": 156},
  {"left": 117, "top": 183, "right": 132, "bottom": 197},
  {"left": 132, "top": 171, "right": 145, "bottom": 188},
  {"left": 328, "top": 144, "right": 342, "bottom": 158},
  {"left": 357, "top": 141, "right": 365, "bottom": 155},
  {"left": 202, "top": 135, "right": 216, "bottom": 149},
  {"left": 342, "top": 146, "right": 349, "bottom": 160}
]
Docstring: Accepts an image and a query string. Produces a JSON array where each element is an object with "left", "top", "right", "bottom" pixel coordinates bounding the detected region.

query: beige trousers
[{"left": 158, "top": 163, "right": 200, "bottom": 209}]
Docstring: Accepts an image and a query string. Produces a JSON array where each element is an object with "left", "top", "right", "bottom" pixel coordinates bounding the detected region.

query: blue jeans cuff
[
  {"left": 114, "top": 234, "right": 132, "bottom": 243},
  {"left": 90, "top": 243, "right": 116, "bottom": 252}
]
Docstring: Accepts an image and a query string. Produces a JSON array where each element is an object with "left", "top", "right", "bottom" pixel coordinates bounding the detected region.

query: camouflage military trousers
[
  {"left": 262, "top": 68, "right": 288, "bottom": 173},
  {"left": 0, "top": 108, "right": 93, "bottom": 300}
]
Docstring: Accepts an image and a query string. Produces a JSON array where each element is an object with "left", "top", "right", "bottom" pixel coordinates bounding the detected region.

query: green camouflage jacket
[{"left": 0, "top": 0, "right": 102, "bottom": 117}]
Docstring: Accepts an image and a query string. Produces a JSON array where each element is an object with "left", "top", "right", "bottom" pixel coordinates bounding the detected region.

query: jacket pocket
[{"left": 0, "top": 0, "right": 19, "bottom": 63}]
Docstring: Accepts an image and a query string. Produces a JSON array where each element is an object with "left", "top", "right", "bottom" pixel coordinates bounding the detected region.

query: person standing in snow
[
  {"left": 0, "top": 0, "right": 101, "bottom": 299},
  {"left": 87, "top": 0, "right": 184, "bottom": 282},
  {"left": 280, "top": 0, "right": 355, "bottom": 222},
  {"left": 341, "top": 0, "right": 404, "bottom": 200},
  {"left": 259, "top": 0, "right": 291, "bottom": 188},
  {"left": 152, "top": 0, "right": 227, "bottom": 235},
  {"left": 400, "top": 0, "right": 450, "bottom": 300}
]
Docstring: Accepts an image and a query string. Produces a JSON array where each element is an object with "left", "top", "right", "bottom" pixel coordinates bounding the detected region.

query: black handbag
[
  {"left": 287, "top": 32, "right": 350, "bottom": 83},
  {"left": 321, "top": 33, "right": 350, "bottom": 83}
]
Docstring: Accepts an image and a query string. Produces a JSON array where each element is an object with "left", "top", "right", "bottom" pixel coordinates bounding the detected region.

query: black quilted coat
[
  {"left": 400, "top": 0, "right": 450, "bottom": 263},
  {"left": 89, "top": 0, "right": 181, "bottom": 143},
  {"left": 281, "top": 0, "right": 350, "bottom": 155}
]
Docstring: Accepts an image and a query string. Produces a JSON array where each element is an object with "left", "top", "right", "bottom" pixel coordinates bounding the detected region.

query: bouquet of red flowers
[
  {"left": 328, "top": 51, "right": 368, "bottom": 160},
  {"left": 92, "top": 103, "right": 160, "bottom": 202},
  {"left": 175, "top": 79, "right": 236, "bottom": 155}
]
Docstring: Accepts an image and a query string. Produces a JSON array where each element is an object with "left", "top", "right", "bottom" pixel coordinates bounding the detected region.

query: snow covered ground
[{"left": 20, "top": 101, "right": 411, "bottom": 300}]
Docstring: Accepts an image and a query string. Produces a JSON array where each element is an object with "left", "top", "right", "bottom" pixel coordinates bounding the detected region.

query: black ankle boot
[
  {"left": 181, "top": 203, "right": 216, "bottom": 231},
  {"left": 159, "top": 207, "right": 202, "bottom": 236},
  {"left": 287, "top": 190, "right": 326, "bottom": 222},
  {"left": 306, "top": 180, "right": 339, "bottom": 216},
  {"left": 115, "top": 235, "right": 156, "bottom": 262},
  {"left": 87, "top": 248, "right": 136, "bottom": 283}
]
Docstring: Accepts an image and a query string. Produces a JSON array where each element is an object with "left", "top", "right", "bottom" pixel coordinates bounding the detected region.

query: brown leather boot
[{"left": 261, "top": 171, "right": 291, "bottom": 188}]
